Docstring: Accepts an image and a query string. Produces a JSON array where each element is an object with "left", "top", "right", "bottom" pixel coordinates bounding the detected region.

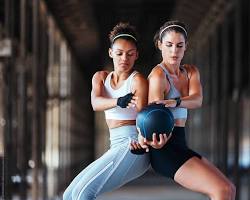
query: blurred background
[{"left": 0, "top": 0, "right": 249, "bottom": 199}]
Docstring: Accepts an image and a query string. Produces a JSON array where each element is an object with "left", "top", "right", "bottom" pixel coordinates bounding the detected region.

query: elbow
[
  {"left": 190, "top": 101, "right": 202, "bottom": 109},
  {"left": 197, "top": 101, "right": 202, "bottom": 108},
  {"left": 92, "top": 106, "right": 98, "bottom": 111},
  {"left": 197, "top": 97, "right": 203, "bottom": 108},
  {"left": 92, "top": 104, "right": 100, "bottom": 111},
  {"left": 91, "top": 101, "right": 99, "bottom": 111},
  {"left": 91, "top": 97, "right": 102, "bottom": 111},
  {"left": 190, "top": 97, "right": 202, "bottom": 109}
]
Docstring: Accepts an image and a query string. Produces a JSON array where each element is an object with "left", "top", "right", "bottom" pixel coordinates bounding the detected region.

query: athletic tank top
[
  {"left": 159, "top": 63, "right": 188, "bottom": 119},
  {"left": 104, "top": 71, "right": 138, "bottom": 120}
]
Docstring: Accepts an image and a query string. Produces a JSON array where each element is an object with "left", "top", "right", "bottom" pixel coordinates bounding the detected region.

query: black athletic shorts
[{"left": 150, "top": 127, "right": 202, "bottom": 179}]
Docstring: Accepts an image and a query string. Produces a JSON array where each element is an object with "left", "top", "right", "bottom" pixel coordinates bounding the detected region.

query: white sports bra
[{"left": 104, "top": 71, "right": 138, "bottom": 120}]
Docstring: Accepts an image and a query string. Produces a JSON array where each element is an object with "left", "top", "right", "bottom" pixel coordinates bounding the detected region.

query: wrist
[
  {"left": 174, "top": 97, "right": 182, "bottom": 107},
  {"left": 117, "top": 97, "right": 123, "bottom": 107}
]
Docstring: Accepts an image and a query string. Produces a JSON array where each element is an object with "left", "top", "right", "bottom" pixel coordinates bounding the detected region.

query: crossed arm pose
[
  {"left": 63, "top": 22, "right": 150, "bottom": 200},
  {"left": 131, "top": 20, "right": 236, "bottom": 200}
]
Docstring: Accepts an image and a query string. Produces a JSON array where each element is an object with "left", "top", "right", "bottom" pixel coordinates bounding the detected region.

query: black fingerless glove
[
  {"left": 130, "top": 148, "right": 148, "bottom": 155},
  {"left": 117, "top": 93, "right": 134, "bottom": 108}
]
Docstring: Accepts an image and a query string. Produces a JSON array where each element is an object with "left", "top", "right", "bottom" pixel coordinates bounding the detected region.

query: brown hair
[
  {"left": 109, "top": 22, "right": 138, "bottom": 47},
  {"left": 154, "top": 20, "right": 188, "bottom": 48}
]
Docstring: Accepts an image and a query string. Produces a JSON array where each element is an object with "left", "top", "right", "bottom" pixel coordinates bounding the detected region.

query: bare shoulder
[
  {"left": 133, "top": 72, "right": 147, "bottom": 83},
  {"left": 92, "top": 70, "right": 109, "bottom": 82},
  {"left": 148, "top": 65, "right": 166, "bottom": 81},
  {"left": 132, "top": 72, "right": 148, "bottom": 91},
  {"left": 183, "top": 64, "right": 200, "bottom": 78}
]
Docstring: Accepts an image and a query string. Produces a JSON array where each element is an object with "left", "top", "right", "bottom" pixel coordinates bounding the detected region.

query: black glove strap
[{"left": 174, "top": 97, "right": 182, "bottom": 107}]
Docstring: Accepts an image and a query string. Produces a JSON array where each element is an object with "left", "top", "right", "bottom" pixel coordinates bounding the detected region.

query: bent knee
[
  {"left": 226, "top": 181, "right": 236, "bottom": 198},
  {"left": 72, "top": 185, "right": 95, "bottom": 200},
  {"left": 212, "top": 180, "right": 236, "bottom": 199},
  {"left": 63, "top": 188, "right": 71, "bottom": 200}
]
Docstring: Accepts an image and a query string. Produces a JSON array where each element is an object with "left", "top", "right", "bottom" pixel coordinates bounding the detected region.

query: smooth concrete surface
[
  {"left": 98, "top": 185, "right": 208, "bottom": 200},
  {"left": 98, "top": 171, "right": 208, "bottom": 200}
]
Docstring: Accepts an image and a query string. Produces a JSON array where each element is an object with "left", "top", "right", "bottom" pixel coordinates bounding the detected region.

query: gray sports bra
[{"left": 158, "top": 63, "right": 188, "bottom": 119}]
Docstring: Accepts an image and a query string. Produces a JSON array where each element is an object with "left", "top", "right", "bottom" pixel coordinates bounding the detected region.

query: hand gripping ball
[{"left": 136, "top": 103, "right": 174, "bottom": 141}]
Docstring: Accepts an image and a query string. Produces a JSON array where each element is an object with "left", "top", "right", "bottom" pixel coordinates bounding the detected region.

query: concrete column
[
  {"left": 220, "top": 15, "right": 230, "bottom": 174},
  {"left": 232, "top": 0, "right": 243, "bottom": 198},
  {"left": 0, "top": 62, "right": 5, "bottom": 199},
  {"left": 31, "top": 0, "right": 40, "bottom": 199}
]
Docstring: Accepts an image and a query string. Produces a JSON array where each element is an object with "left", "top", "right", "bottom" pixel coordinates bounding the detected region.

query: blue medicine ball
[{"left": 136, "top": 103, "right": 174, "bottom": 141}]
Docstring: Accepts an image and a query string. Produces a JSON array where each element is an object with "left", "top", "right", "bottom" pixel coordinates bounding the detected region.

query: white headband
[
  {"left": 112, "top": 34, "right": 137, "bottom": 43},
  {"left": 159, "top": 25, "right": 188, "bottom": 39}
]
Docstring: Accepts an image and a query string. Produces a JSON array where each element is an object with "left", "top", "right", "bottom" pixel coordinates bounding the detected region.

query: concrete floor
[
  {"left": 10, "top": 169, "right": 250, "bottom": 200},
  {"left": 98, "top": 185, "right": 208, "bottom": 200},
  {"left": 98, "top": 171, "right": 208, "bottom": 200},
  {"left": 97, "top": 170, "right": 250, "bottom": 200}
]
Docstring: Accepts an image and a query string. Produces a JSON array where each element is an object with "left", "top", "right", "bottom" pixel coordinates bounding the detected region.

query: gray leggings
[{"left": 63, "top": 125, "right": 150, "bottom": 200}]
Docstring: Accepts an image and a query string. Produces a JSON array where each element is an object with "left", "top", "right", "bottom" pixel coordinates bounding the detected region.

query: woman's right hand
[
  {"left": 145, "top": 132, "right": 172, "bottom": 149},
  {"left": 137, "top": 128, "right": 172, "bottom": 150}
]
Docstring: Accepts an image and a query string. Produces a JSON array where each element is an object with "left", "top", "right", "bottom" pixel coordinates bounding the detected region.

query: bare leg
[{"left": 174, "top": 157, "right": 236, "bottom": 200}]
